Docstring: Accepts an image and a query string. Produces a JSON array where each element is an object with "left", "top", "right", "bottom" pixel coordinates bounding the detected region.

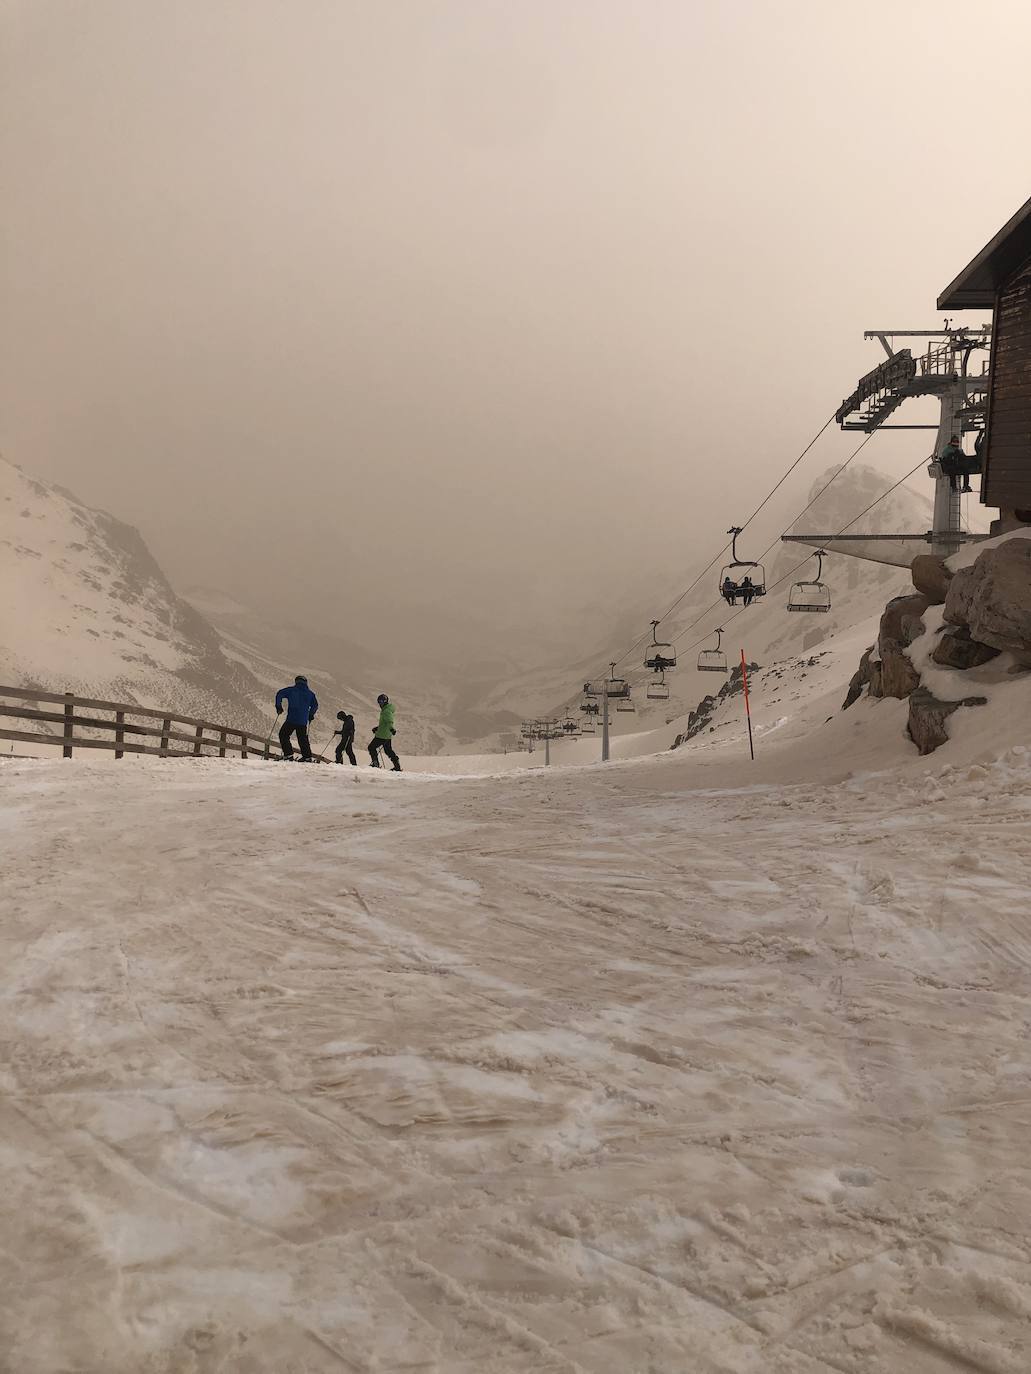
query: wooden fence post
[
  {"left": 160, "top": 716, "right": 171, "bottom": 757},
  {"left": 241, "top": 733, "right": 249, "bottom": 760},
  {"left": 218, "top": 729, "right": 227, "bottom": 759},
  {"left": 193, "top": 724, "right": 204, "bottom": 756},
  {"left": 63, "top": 693, "right": 74, "bottom": 758},
  {"left": 115, "top": 710, "right": 125, "bottom": 760}
]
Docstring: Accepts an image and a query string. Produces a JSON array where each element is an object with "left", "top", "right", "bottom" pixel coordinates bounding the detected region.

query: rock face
[
  {"left": 907, "top": 686, "right": 988, "bottom": 756},
  {"left": 931, "top": 625, "right": 1000, "bottom": 670},
  {"left": 910, "top": 554, "right": 953, "bottom": 605},
  {"left": 842, "top": 645, "right": 877, "bottom": 710},
  {"left": 672, "top": 663, "right": 760, "bottom": 748},
  {"left": 877, "top": 593, "right": 928, "bottom": 698},
  {"left": 944, "top": 538, "right": 1031, "bottom": 666}
]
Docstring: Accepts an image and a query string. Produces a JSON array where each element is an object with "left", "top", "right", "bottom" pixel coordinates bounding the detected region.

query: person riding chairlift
[{"left": 939, "top": 434, "right": 977, "bottom": 494}]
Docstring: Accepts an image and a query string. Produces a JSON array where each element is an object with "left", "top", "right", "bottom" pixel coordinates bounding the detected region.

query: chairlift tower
[{"left": 784, "top": 325, "right": 992, "bottom": 565}]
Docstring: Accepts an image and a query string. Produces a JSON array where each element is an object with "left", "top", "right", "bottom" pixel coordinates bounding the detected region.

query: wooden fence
[{"left": 0, "top": 686, "right": 283, "bottom": 761}]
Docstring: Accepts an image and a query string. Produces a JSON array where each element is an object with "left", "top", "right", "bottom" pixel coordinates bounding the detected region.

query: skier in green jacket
[{"left": 368, "top": 693, "right": 401, "bottom": 771}]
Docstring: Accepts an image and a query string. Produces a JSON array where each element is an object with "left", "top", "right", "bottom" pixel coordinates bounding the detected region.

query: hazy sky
[{"left": 3, "top": 0, "right": 1029, "bottom": 660}]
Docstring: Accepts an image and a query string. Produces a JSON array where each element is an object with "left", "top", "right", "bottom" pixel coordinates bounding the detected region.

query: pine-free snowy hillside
[
  {"left": 0, "top": 457, "right": 450, "bottom": 753},
  {"left": 466, "top": 464, "right": 929, "bottom": 744},
  {"left": 0, "top": 456, "right": 276, "bottom": 732},
  {"left": 183, "top": 586, "right": 456, "bottom": 755}
]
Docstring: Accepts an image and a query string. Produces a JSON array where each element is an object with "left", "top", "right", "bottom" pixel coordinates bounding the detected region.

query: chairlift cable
[
  {"left": 668, "top": 453, "right": 931, "bottom": 659},
  {"left": 556, "top": 424, "right": 915, "bottom": 716},
  {"left": 625, "top": 429, "right": 885, "bottom": 661},
  {"left": 602, "top": 413, "right": 838, "bottom": 674}
]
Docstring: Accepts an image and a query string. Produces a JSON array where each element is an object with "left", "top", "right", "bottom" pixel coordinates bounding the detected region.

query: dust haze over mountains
[{"left": 2, "top": 1, "right": 1029, "bottom": 673}]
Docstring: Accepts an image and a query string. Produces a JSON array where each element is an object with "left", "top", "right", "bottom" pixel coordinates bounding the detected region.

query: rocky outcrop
[
  {"left": 910, "top": 554, "right": 953, "bottom": 605},
  {"left": 672, "top": 663, "right": 760, "bottom": 748},
  {"left": 944, "top": 538, "right": 1031, "bottom": 666},
  {"left": 930, "top": 625, "right": 1000, "bottom": 670},
  {"left": 843, "top": 537, "right": 1031, "bottom": 755},
  {"left": 842, "top": 645, "right": 878, "bottom": 710},
  {"left": 907, "top": 686, "right": 987, "bottom": 756},
  {"left": 877, "top": 593, "right": 928, "bottom": 698}
]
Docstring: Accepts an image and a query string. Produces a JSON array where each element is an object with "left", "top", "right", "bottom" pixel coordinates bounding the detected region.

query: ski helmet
[
  {"left": 295, "top": 675, "right": 308, "bottom": 685},
  {"left": 377, "top": 693, "right": 388, "bottom": 705},
  {"left": 336, "top": 710, "right": 347, "bottom": 720}
]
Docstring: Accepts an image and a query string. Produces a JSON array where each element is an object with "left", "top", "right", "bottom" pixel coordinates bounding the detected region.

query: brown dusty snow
[{"left": 3, "top": 743, "right": 1031, "bottom": 1373}]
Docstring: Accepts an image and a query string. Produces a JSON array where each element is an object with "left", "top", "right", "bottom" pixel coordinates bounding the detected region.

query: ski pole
[
  {"left": 266, "top": 710, "right": 283, "bottom": 755},
  {"left": 316, "top": 729, "right": 337, "bottom": 763}
]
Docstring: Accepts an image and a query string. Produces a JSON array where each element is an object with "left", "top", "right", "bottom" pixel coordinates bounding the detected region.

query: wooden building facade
[{"left": 939, "top": 196, "right": 1031, "bottom": 520}]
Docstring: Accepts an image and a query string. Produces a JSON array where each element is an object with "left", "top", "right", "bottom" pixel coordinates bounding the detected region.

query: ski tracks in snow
[{"left": 2, "top": 752, "right": 1031, "bottom": 1371}]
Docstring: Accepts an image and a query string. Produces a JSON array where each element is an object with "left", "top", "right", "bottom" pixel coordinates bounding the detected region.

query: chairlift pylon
[
  {"left": 644, "top": 620, "right": 677, "bottom": 673},
  {"left": 719, "top": 526, "right": 767, "bottom": 607},
  {"left": 697, "top": 627, "right": 729, "bottom": 674},
  {"left": 787, "top": 548, "right": 831, "bottom": 613}
]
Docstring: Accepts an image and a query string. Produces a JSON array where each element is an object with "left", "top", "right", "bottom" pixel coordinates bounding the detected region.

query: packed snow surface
[{"left": 4, "top": 702, "right": 1031, "bottom": 1373}]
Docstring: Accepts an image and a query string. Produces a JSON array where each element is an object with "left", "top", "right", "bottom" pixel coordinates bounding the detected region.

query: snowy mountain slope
[
  {"left": 0, "top": 456, "right": 278, "bottom": 733},
  {"left": 470, "top": 464, "right": 933, "bottom": 749},
  {"left": 0, "top": 456, "right": 456, "bottom": 753},
  {"left": 183, "top": 586, "right": 474, "bottom": 754}
]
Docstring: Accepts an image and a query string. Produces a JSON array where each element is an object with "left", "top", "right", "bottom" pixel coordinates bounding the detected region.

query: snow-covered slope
[
  {"left": 0, "top": 456, "right": 278, "bottom": 732},
  {"left": 5, "top": 708, "right": 1031, "bottom": 1369},
  {"left": 0, "top": 456, "right": 454, "bottom": 752},
  {"left": 473, "top": 464, "right": 932, "bottom": 749}
]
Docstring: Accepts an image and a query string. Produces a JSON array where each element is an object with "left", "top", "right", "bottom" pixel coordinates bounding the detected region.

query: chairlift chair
[
  {"left": 579, "top": 699, "right": 600, "bottom": 715},
  {"left": 604, "top": 663, "right": 631, "bottom": 700},
  {"left": 719, "top": 526, "right": 767, "bottom": 606},
  {"left": 697, "top": 627, "right": 730, "bottom": 674},
  {"left": 580, "top": 717, "right": 597, "bottom": 734},
  {"left": 644, "top": 620, "right": 677, "bottom": 673},
  {"left": 787, "top": 549, "right": 831, "bottom": 613},
  {"left": 615, "top": 688, "right": 636, "bottom": 713},
  {"left": 646, "top": 675, "right": 670, "bottom": 702},
  {"left": 561, "top": 717, "right": 579, "bottom": 735}
]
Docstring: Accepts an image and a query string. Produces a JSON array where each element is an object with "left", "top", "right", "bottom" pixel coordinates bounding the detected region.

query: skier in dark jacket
[
  {"left": 368, "top": 694, "right": 401, "bottom": 771},
  {"left": 333, "top": 710, "right": 356, "bottom": 765},
  {"left": 275, "top": 676, "right": 318, "bottom": 761}
]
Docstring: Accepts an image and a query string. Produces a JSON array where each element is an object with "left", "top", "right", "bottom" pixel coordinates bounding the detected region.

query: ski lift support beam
[
  {"left": 832, "top": 326, "right": 993, "bottom": 558},
  {"left": 781, "top": 531, "right": 988, "bottom": 570}
]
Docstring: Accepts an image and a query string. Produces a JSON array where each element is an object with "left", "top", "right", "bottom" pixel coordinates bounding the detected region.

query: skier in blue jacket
[{"left": 275, "top": 676, "right": 318, "bottom": 761}]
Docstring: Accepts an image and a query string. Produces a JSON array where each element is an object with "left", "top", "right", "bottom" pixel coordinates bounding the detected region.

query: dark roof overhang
[{"left": 937, "top": 195, "right": 1031, "bottom": 310}]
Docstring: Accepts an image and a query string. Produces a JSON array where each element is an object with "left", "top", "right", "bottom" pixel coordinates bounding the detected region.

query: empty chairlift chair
[
  {"left": 719, "top": 527, "right": 767, "bottom": 607},
  {"left": 787, "top": 549, "right": 831, "bottom": 613},
  {"left": 604, "top": 664, "right": 631, "bottom": 701},
  {"left": 646, "top": 673, "right": 670, "bottom": 702},
  {"left": 697, "top": 627, "right": 729, "bottom": 674}
]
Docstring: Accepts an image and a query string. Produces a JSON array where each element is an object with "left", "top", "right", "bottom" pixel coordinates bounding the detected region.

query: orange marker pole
[{"left": 740, "top": 650, "right": 754, "bottom": 761}]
